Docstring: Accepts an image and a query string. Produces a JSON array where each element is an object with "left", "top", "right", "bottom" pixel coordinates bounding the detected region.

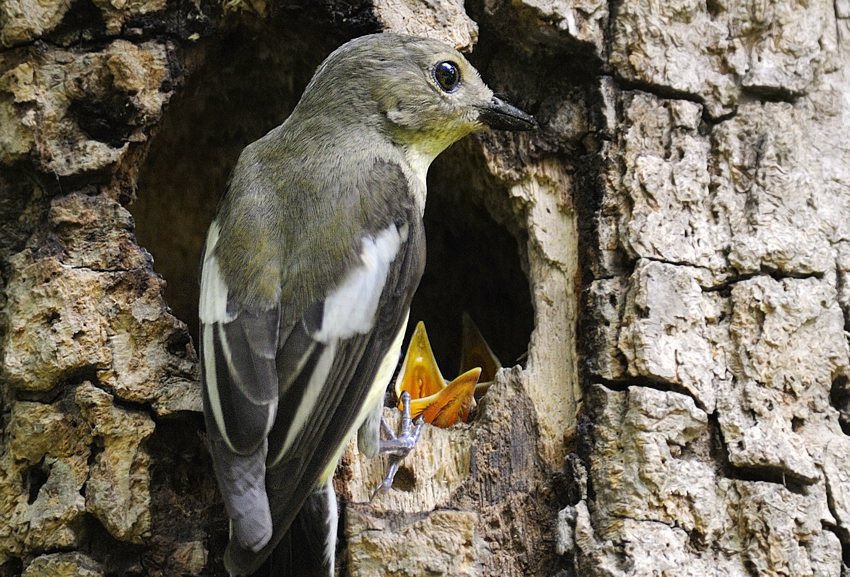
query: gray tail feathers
[
  {"left": 250, "top": 481, "right": 338, "bottom": 577},
  {"left": 208, "top": 436, "right": 273, "bottom": 554}
]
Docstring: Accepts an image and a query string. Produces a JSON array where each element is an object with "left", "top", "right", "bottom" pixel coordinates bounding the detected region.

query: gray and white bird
[{"left": 199, "top": 32, "right": 535, "bottom": 576}]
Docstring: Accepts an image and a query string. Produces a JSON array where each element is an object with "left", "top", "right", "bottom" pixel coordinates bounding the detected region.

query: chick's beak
[{"left": 478, "top": 95, "right": 537, "bottom": 131}]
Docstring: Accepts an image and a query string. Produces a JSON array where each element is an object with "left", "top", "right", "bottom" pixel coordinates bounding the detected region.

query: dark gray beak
[{"left": 478, "top": 96, "right": 537, "bottom": 131}]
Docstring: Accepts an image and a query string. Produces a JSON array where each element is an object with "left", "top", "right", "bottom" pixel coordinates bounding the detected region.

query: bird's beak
[{"left": 478, "top": 96, "right": 537, "bottom": 131}]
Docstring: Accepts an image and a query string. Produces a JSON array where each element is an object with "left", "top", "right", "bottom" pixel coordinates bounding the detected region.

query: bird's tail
[{"left": 247, "top": 481, "right": 338, "bottom": 577}]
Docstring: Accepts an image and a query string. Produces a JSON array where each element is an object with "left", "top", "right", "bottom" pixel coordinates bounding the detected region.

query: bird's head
[{"left": 292, "top": 33, "right": 536, "bottom": 162}]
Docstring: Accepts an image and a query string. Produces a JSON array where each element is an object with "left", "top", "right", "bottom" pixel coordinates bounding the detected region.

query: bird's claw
[{"left": 371, "top": 391, "right": 423, "bottom": 499}]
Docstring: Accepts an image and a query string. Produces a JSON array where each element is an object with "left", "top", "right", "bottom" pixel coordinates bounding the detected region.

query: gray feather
[{"left": 204, "top": 403, "right": 272, "bottom": 552}]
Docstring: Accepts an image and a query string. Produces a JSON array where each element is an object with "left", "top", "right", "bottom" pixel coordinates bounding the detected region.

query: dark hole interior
[
  {"left": 133, "top": 25, "right": 533, "bottom": 381},
  {"left": 831, "top": 374, "right": 850, "bottom": 435},
  {"left": 415, "top": 143, "right": 533, "bottom": 374},
  {"left": 24, "top": 461, "right": 48, "bottom": 505}
]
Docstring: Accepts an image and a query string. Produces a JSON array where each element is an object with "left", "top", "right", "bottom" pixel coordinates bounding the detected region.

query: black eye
[{"left": 433, "top": 61, "right": 461, "bottom": 93}]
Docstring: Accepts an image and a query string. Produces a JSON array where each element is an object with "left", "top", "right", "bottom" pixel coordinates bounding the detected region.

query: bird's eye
[{"left": 433, "top": 61, "right": 461, "bottom": 93}]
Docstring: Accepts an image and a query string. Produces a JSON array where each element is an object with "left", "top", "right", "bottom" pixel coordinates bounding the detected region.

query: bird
[{"left": 198, "top": 32, "right": 536, "bottom": 577}]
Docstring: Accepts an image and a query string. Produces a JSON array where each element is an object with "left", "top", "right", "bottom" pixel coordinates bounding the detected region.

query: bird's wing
[
  {"left": 200, "top": 220, "right": 283, "bottom": 553},
  {"left": 225, "top": 211, "right": 425, "bottom": 576},
  {"left": 200, "top": 245, "right": 280, "bottom": 453}
]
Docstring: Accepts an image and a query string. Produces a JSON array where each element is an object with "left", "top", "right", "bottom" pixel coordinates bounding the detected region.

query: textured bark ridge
[
  {"left": 574, "top": 2, "right": 850, "bottom": 575},
  {"left": 1, "top": 0, "right": 849, "bottom": 576}
]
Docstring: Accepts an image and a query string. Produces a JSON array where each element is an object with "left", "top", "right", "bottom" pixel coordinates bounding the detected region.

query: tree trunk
[{"left": 1, "top": 1, "right": 849, "bottom": 576}]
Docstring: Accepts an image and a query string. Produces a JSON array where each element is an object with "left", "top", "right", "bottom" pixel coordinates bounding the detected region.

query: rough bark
[
  {"left": 0, "top": 1, "right": 848, "bottom": 577},
  {"left": 571, "top": 2, "right": 850, "bottom": 576}
]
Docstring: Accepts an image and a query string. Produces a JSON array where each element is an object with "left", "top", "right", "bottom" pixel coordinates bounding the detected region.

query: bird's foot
[
  {"left": 371, "top": 391, "right": 423, "bottom": 499},
  {"left": 380, "top": 391, "right": 424, "bottom": 456}
]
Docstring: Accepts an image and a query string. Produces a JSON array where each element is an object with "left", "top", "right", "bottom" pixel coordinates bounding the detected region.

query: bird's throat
[{"left": 401, "top": 142, "right": 440, "bottom": 214}]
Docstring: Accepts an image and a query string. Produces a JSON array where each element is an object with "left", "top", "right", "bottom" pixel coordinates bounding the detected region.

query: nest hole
[{"left": 413, "top": 143, "right": 533, "bottom": 374}]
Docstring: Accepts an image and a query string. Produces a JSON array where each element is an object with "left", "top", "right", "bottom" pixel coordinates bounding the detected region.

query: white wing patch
[
  {"left": 313, "top": 223, "right": 408, "bottom": 342},
  {"left": 199, "top": 220, "right": 235, "bottom": 324}
]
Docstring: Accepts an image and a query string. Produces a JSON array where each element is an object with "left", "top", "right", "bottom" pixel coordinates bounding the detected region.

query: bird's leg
[{"left": 371, "top": 391, "right": 423, "bottom": 499}]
